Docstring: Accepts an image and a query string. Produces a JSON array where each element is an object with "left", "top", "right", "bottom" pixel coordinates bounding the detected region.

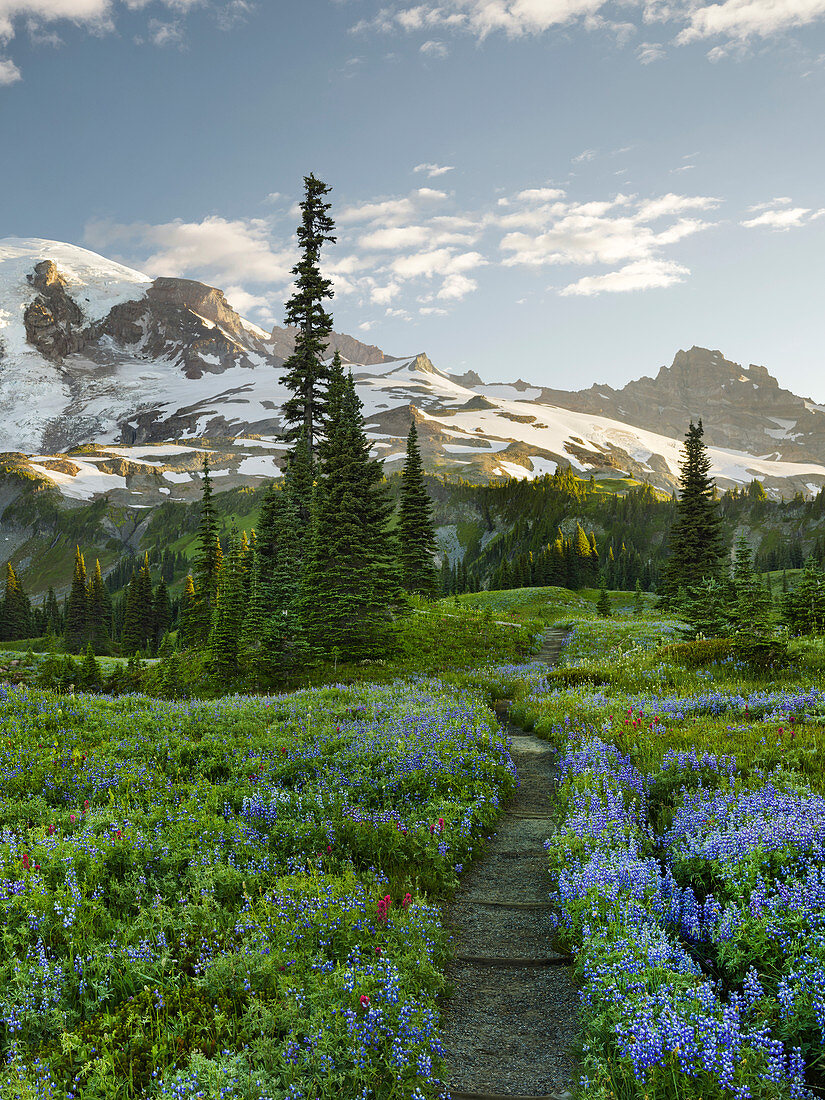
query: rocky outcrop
[
  {"left": 23, "top": 260, "right": 86, "bottom": 360},
  {"left": 540, "top": 346, "right": 825, "bottom": 463},
  {"left": 267, "top": 325, "right": 396, "bottom": 366}
]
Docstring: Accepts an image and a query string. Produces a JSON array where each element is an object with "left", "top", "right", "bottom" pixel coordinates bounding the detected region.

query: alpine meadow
[{"left": 2, "top": 6, "right": 825, "bottom": 1099}]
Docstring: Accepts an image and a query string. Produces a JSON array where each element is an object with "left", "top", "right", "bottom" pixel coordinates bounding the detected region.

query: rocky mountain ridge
[{"left": 2, "top": 237, "right": 825, "bottom": 507}]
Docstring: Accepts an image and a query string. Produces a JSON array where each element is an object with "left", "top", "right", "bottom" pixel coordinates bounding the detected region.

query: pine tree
[
  {"left": 65, "top": 547, "right": 88, "bottom": 652},
  {"left": 660, "top": 420, "right": 726, "bottom": 602},
  {"left": 398, "top": 419, "right": 439, "bottom": 597},
  {"left": 192, "top": 457, "right": 221, "bottom": 643},
  {"left": 302, "top": 361, "right": 397, "bottom": 660},
  {"left": 280, "top": 173, "right": 337, "bottom": 463}
]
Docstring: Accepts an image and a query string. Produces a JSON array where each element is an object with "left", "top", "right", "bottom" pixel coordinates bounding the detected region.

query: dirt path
[{"left": 439, "top": 632, "right": 578, "bottom": 1100}]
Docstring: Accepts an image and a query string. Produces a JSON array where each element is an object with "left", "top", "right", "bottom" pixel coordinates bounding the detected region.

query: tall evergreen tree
[
  {"left": 1, "top": 563, "right": 31, "bottom": 641},
  {"left": 193, "top": 457, "right": 221, "bottom": 643},
  {"left": 280, "top": 173, "right": 336, "bottom": 463},
  {"left": 398, "top": 419, "right": 439, "bottom": 597},
  {"left": 87, "top": 560, "right": 111, "bottom": 652},
  {"left": 153, "top": 577, "right": 173, "bottom": 647},
  {"left": 209, "top": 531, "right": 248, "bottom": 678},
  {"left": 302, "top": 361, "right": 397, "bottom": 660},
  {"left": 65, "top": 547, "right": 88, "bottom": 652},
  {"left": 660, "top": 420, "right": 726, "bottom": 602}
]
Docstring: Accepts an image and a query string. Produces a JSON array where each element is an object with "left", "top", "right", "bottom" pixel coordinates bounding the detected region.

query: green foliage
[
  {"left": 0, "top": 678, "right": 515, "bottom": 1099},
  {"left": 398, "top": 420, "right": 439, "bottom": 598},
  {"left": 302, "top": 360, "right": 398, "bottom": 661},
  {"left": 660, "top": 420, "right": 726, "bottom": 601},
  {"left": 279, "top": 172, "right": 336, "bottom": 461}
]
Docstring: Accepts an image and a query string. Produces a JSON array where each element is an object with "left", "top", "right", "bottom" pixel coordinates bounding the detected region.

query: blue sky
[{"left": 1, "top": 0, "right": 824, "bottom": 397}]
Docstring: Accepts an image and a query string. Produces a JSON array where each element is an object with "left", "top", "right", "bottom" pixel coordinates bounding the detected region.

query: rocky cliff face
[{"left": 540, "top": 347, "right": 825, "bottom": 463}]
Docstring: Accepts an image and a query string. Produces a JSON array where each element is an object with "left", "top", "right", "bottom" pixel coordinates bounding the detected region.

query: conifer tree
[
  {"left": 45, "top": 586, "right": 61, "bottom": 633},
  {"left": 209, "top": 531, "right": 248, "bottom": 678},
  {"left": 660, "top": 420, "right": 726, "bottom": 602},
  {"left": 153, "top": 577, "right": 172, "bottom": 647},
  {"left": 87, "top": 560, "right": 111, "bottom": 652},
  {"left": 120, "top": 571, "right": 141, "bottom": 656},
  {"left": 136, "top": 554, "right": 155, "bottom": 652},
  {"left": 783, "top": 557, "right": 825, "bottom": 635},
  {"left": 193, "top": 457, "right": 221, "bottom": 643},
  {"left": 398, "top": 419, "right": 438, "bottom": 597},
  {"left": 301, "top": 360, "right": 396, "bottom": 660},
  {"left": 1, "top": 563, "right": 32, "bottom": 641},
  {"left": 65, "top": 548, "right": 88, "bottom": 652},
  {"left": 280, "top": 173, "right": 336, "bottom": 463},
  {"left": 81, "top": 642, "right": 102, "bottom": 690}
]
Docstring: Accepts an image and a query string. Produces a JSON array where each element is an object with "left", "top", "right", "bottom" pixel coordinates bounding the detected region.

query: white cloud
[
  {"left": 370, "top": 282, "right": 401, "bottom": 304},
  {"left": 560, "top": 258, "right": 690, "bottom": 295},
  {"left": 0, "top": 54, "right": 21, "bottom": 81},
  {"left": 85, "top": 214, "right": 295, "bottom": 287},
  {"left": 677, "top": 0, "right": 825, "bottom": 43},
  {"left": 147, "top": 18, "right": 184, "bottom": 46},
  {"left": 413, "top": 161, "right": 455, "bottom": 177},
  {"left": 572, "top": 148, "right": 597, "bottom": 163},
  {"left": 0, "top": 0, "right": 248, "bottom": 76},
  {"left": 437, "top": 272, "right": 477, "bottom": 299},
  {"left": 498, "top": 188, "right": 718, "bottom": 268},
  {"left": 352, "top": 0, "right": 611, "bottom": 39},
  {"left": 351, "top": 0, "right": 825, "bottom": 53},
  {"left": 636, "top": 40, "right": 666, "bottom": 61},
  {"left": 741, "top": 199, "right": 825, "bottom": 229},
  {"left": 419, "top": 36, "right": 448, "bottom": 54}
]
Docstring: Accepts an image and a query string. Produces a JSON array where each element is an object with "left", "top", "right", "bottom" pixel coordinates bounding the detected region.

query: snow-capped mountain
[{"left": 2, "top": 237, "right": 825, "bottom": 506}]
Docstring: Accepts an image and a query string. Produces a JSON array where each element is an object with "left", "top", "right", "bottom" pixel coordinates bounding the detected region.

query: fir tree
[
  {"left": 209, "top": 531, "right": 248, "bottom": 678},
  {"left": 65, "top": 548, "right": 88, "bottom": 652},
  {"left": 120, "top": 571, "right": 142, "bottom": 656},
  {"left": 280, "top": 173, "right": 336, "bottom": 463},
  {"left": 678, "top": 577, "right": 731, "bottom": 639},
  {"left": 398, "top": 419, "right": 439, "bottom": 597},
  {"left": 87, "top": 560, "right": 111, "bottom": 652},
  {"left": 192, "top": 457, "right": 221, "bottom": 643},
  {"left": 301, "top": 360, "right": 396, "bottom": 660},
  {"left": 1, "top": 563, "right": 31, "bottom": 641},
  {"left": 783, "top": 557, "right": 825, "bottom": 635},
  {"left": 660, "top": 420, "right": 726, "bottom": 602},
  {"left": 80, "top": 642, "right": 102, "bottom": 690},
  {"left": 153, "top": 577, "right": 172, "bottom": 647}
]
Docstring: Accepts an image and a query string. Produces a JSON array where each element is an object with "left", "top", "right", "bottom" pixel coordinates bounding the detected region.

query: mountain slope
[{"left": 2, "top": 238, "right": 825, "bottom": 505}]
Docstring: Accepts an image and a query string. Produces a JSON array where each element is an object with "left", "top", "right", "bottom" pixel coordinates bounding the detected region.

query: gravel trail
[{"left": 439, "top": 631, "right": 578, "bottom": 1099}]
